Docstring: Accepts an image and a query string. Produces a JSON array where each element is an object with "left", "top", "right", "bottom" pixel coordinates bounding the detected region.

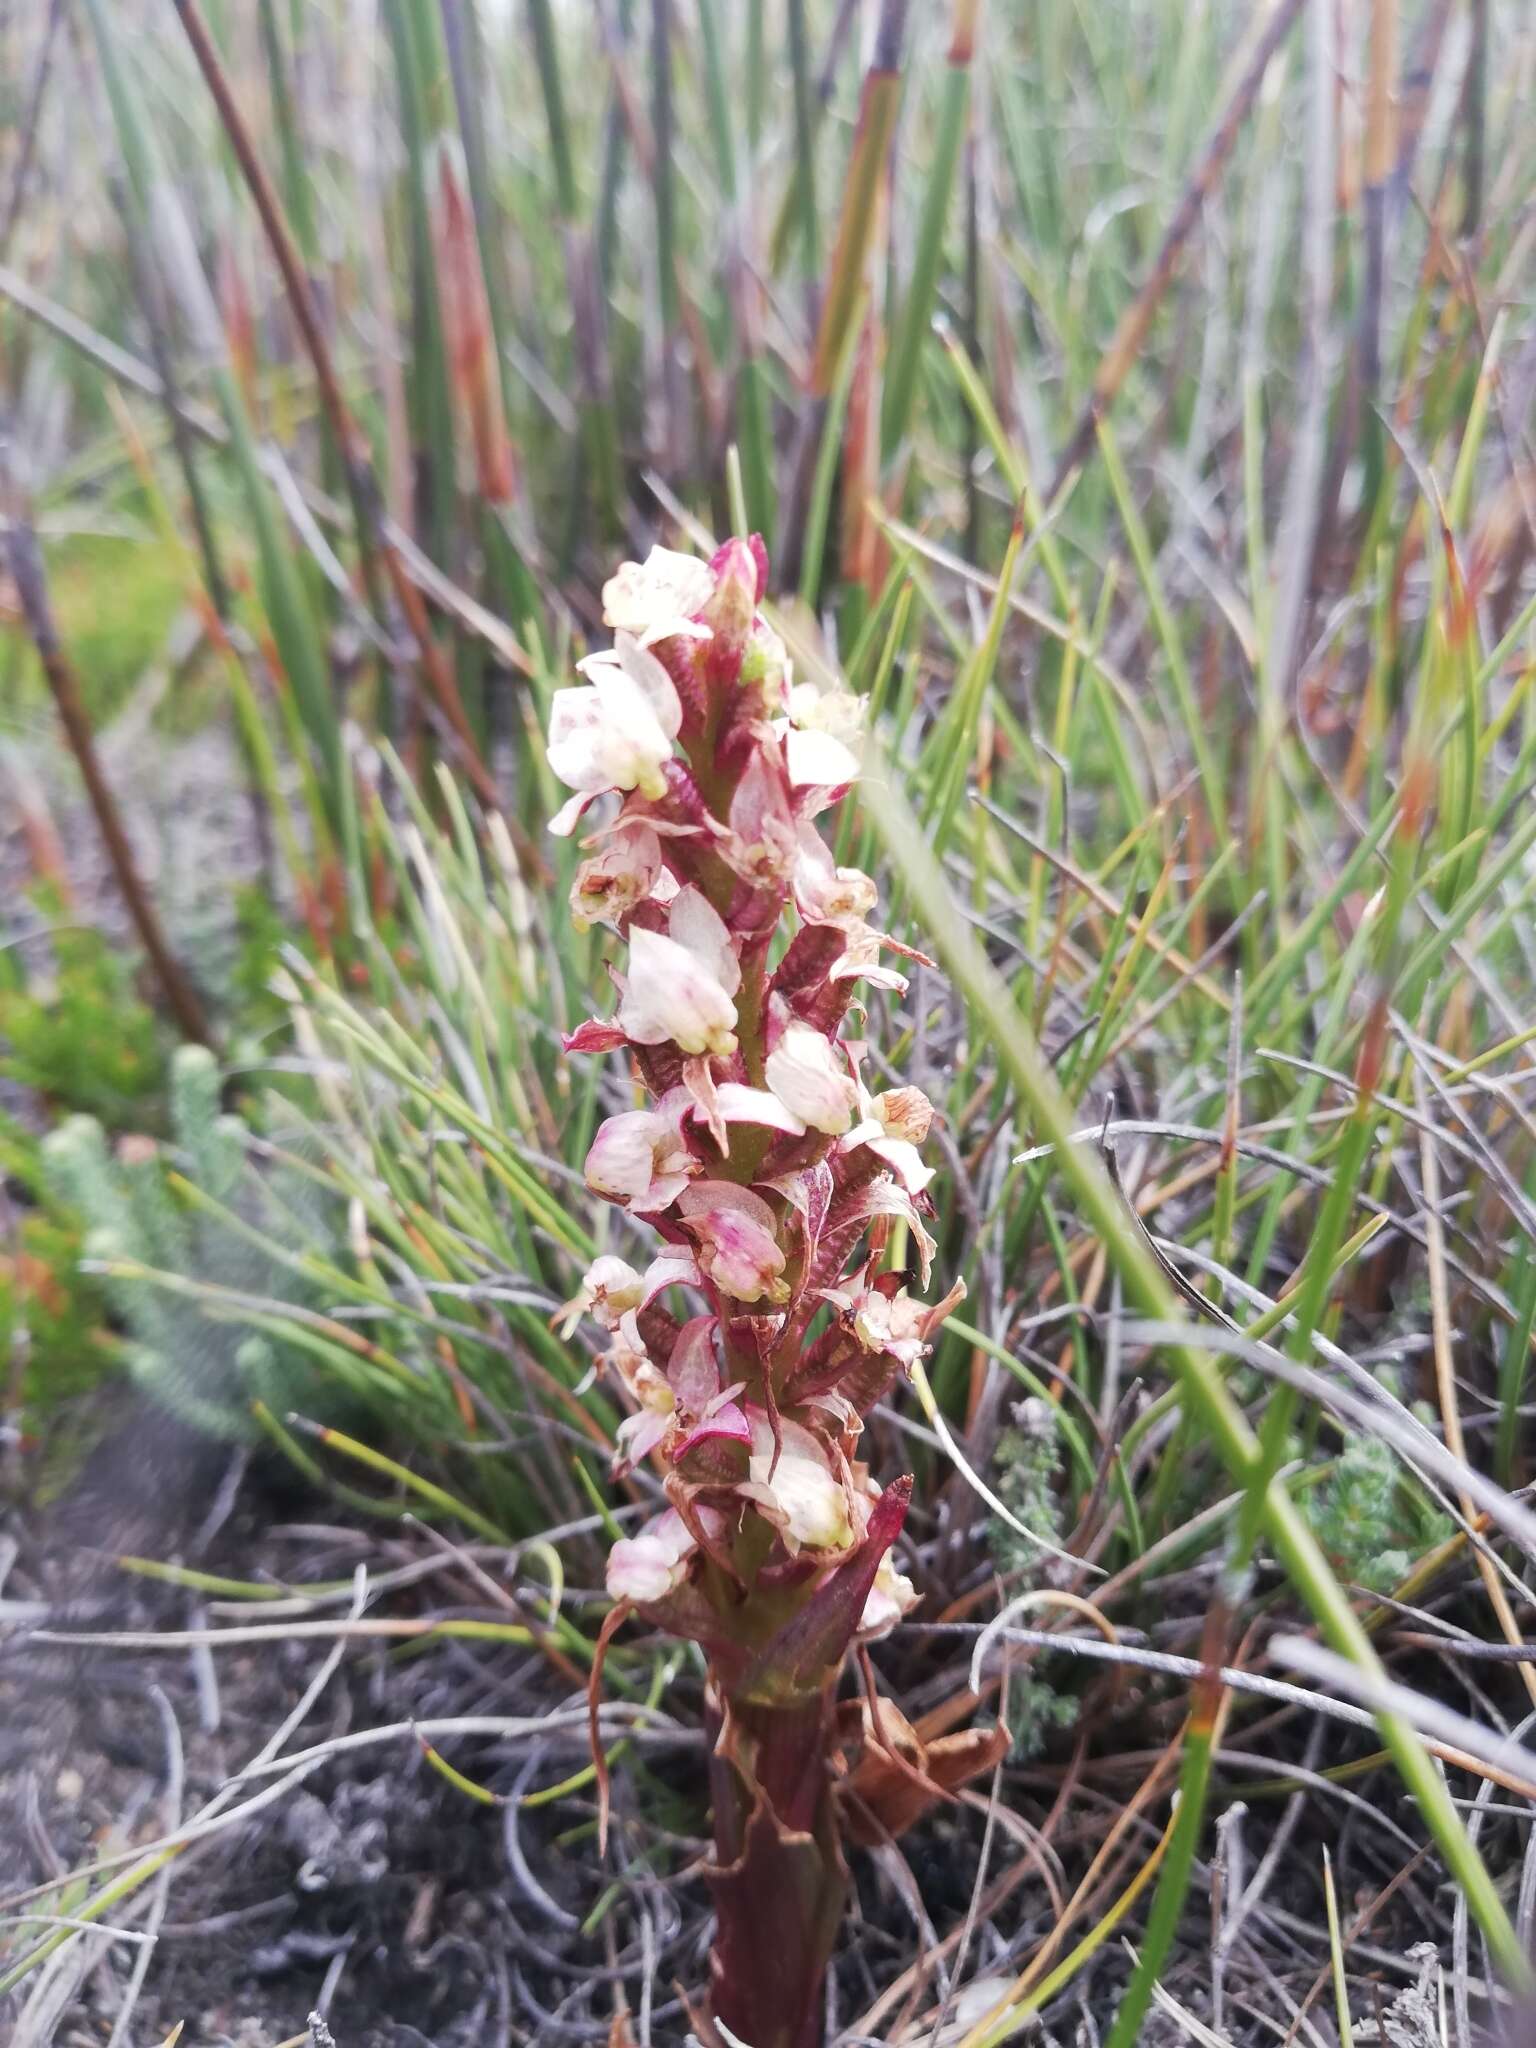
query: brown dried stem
[{"left": 1, "top": 447, "right": 213, "bottom": 1049}]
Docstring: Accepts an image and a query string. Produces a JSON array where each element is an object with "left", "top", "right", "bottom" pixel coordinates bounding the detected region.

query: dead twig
[{"left": 0, "top": 440, "right": 213, "bottom": 1049}]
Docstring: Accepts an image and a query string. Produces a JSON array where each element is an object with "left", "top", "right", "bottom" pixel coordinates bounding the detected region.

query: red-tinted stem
[{"left": 708, "top": 1680, "right": 845, "bottom": 2048}]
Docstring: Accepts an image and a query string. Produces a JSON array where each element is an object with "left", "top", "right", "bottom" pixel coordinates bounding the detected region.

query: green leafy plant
[
  {"left": 0, "top": 1115, "right": 114, "bottom": 1459},
  {"left": 988, "top": 1396, "right": 1067, "bottom": 1582},
  {"left": 987, "top": 1399, "right": 1078, "bottom": 1758},
  {"left": 254, "top": 760, "right": 619, "bottom": 1539},
  {"left": 1308, "top": 1434, "right": 1455, "bottom": 1594},
  {"left": 0, "top": 894, "right": 168, "bottom": 1128},
  {"left": 39, "top": 1045, "right": 332, "bottom": 1440}
]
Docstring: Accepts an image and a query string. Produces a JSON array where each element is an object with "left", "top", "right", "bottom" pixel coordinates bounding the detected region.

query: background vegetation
[{"left": 2, "top": 1, "right": 1535, "bottom": 2043}]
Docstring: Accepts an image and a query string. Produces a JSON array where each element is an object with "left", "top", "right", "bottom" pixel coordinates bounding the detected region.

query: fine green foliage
[
  {"left": 259, "top": 765, "right": 617, "bottom": 1535},
  {"left": 0, "top": 891, "right": 168, "bottom": 1126},
  {"left": 985, "top": 1392, "right": 1081, "bottom": 1762},
  {"left": 0, "top": 1116, "right": 113, "bottom": 1450},
  {"left": 1308, "top": 1434, "right": 1455, "bottom": 1595},
  {"left": 988, "top": 1398, "right": 1066, "bottom": 1584},
  {"left": 39, "top": 1046, "right": 333, "bottom": 1442}
]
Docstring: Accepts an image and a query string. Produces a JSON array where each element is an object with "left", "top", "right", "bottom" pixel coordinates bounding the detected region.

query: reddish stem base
[{"left": 707, "top": 1682, "right": 846, "bottom": 2048}]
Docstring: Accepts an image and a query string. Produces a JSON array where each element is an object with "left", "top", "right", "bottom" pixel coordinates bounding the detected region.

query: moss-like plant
[{"left": 1308, "top": 1433, "right": 1454, "bottom": 1594}]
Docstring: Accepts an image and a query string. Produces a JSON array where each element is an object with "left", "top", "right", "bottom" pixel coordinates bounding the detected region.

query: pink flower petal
[
  {"left": 673, "top": 1399, "right": 751, "bottom": 1461},
  {"left": 618, "top": 926, "right": 739, "bottom": 1057},
  {"left": 669, "top": 885, "right": 741, "bottom": 996}
]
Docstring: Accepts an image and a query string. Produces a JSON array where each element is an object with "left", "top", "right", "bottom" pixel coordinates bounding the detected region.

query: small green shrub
[
  {"left": 988, "top": 1398, "right": 1079, "bottom": 1757},
  {"left": 1307, "top": 1434, "right": 1455, "bottom": 1594},
  {"left": 0, "top": 891, "right": 168, "bottom": 1128},
  {"left": 989, "top": 1397, "right": 1067, "bottom": 1580},
  {"left": 40, "top": 1045, "right": 336, "bottom": 1441},
  {"left": 0, "top": 1116, "right": 114, "bottom": 1453}
]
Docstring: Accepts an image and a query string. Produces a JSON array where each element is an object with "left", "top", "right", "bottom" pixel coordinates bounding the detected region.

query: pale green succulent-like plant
[{"left": 41, "top": 1045, "right": 327, "bottom": 1440}]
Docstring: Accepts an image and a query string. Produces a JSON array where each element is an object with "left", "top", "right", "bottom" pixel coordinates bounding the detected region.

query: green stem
[
  {"left": 882, "top": 8, "right": 975, "bottom": 458},
  {"left": 1101, "top": 1675, "right": 1220, "bottom": 2048},
  {"left": 860, "top": 764, "right": 1530, "bottom": 1989}
]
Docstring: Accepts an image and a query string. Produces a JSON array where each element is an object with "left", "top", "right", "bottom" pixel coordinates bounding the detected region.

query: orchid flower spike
[{"left": 550, "top": 533, "right": 977, "bottom": 2048}]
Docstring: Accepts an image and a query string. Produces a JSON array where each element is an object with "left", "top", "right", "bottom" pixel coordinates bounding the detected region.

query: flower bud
[
  {"left": 678, "top": 1182, "right": 788, "bottom": 1303},
  {"left": 701, "top": 537, "right": 760, "bottom": 676},
  {"left": 606, "top": 1506, "right": 698, "bottom": 1602},
  {"left": 715, "top": 531, "right": 768, "bottom": 603}
]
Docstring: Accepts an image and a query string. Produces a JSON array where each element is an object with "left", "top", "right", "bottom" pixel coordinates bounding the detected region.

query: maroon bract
[{"left": 553, "top": 538, "right": 963, "bottom": 2048}]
